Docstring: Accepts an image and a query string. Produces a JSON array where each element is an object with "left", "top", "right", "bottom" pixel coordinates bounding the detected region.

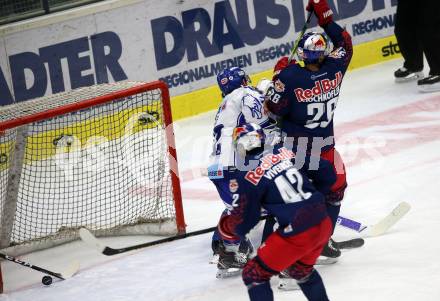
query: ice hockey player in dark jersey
[
  {"left": 209, "top": 67, "right": 279, "bottom": 278},
  {"left": 217, "top": 123, "right": 336, "bottom": 301},
  {"left": 264, "top": 0, "right": 353, "bottom": 260}
]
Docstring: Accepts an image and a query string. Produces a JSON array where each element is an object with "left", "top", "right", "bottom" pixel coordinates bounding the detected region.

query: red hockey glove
[
  {"left": 325, "top": 183, "right": 347, "bottom": 205},
  {"left": 306, "top": 0, "right": 333, "bottom": 27},
  {"left": 273, "top": 56, "right": 296, "bottom": 80}
]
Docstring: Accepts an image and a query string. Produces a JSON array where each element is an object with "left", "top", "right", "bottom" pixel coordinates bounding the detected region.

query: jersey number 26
[{"left": 305, "top": 98, "right": 338, "bottom": 129}]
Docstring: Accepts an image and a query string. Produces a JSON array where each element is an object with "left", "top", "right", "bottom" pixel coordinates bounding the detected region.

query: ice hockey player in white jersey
[
  {"left": 209, "top": 67, "right": 276, "bottom": 170},
  {"left": 208, "top": 67, "right": 278, "bottom": 278}
]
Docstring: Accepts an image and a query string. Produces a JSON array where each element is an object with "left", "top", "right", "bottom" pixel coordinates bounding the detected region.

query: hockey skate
[
  {"left": 210, "top": 240, "right": 221, "bottom": 264},
  {"left": 394, "top": 67, "right": 424, "bottom": 83},
  {"left": 316, "top": 238, "right": 341, "bottom": 265},
  {"left": 216, "top": 238, "right": 254, "bottom": 279},
  {"left": 418, "top": 75, "right": 440, "bottom": 93},
  {"left": 210, "top": 238, "right": 254, "bottom": 265}
]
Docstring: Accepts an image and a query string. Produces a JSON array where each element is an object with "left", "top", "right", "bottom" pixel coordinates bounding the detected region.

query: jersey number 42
[{"left": 275, "top": 168, "right": 312, "bottom": 203}]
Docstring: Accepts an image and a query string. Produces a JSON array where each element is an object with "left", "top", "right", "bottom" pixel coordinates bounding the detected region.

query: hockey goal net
[{"left": 0, "top": 81, "right": 185, "bottom": 260}]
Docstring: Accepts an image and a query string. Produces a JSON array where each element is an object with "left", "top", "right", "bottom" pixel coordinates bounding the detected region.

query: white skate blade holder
[{"left": 395, "top": 72, "right": 424, "bottom": 83}]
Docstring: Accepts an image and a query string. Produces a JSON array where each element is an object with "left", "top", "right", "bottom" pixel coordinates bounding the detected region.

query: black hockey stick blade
[
  {"left": 334, "top": 238, "right": 365, "bottom": 250},
  {"left": 0, "top": 252, "right": 79, "bottom": 280},
  {"left": 80, "top": 226, "right": 217, "bottom": 256},
  {"left": 80, "top": 216, "right": 271, "bottom": 256}
]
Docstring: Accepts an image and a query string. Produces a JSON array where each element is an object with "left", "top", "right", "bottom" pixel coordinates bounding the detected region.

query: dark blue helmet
[
  {"left": 217, "top": 67, "right": 250, "bottom": 96},
  {"left": 297, "top": 32, "right": 329, "bottom": 64}
]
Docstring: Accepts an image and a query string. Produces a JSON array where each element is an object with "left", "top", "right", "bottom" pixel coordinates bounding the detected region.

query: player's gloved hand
[
  {"left": 273, "top": 57, "right": 296, "bottom": 79},
  {"left": 306, "top": 0, "right": 333, "bottom": 27},
  {"left": 325, "top": 183, "right": 347, "bottom": 205},
  {"left": 264, "top": 121, "right": 282, "bottom": 146},
  {"left": 256, "top": 78, "right": 273, "bottom": 96}
]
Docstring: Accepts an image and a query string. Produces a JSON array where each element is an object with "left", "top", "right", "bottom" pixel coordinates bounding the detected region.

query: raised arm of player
[{"left": 307, "top": 0, "right": 353, "bottom": 68}]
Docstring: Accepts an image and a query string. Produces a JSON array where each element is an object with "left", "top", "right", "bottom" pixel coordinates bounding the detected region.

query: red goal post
[{"left": 0, "top": 81, "right": 186, "bottom": 260}]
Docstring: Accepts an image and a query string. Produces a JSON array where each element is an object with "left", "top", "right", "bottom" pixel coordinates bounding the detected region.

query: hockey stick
[
  {"left": 337, "top": 202, "right": 411, "bottom": 237},
  {"left": 80, "top": 214, "right": 280, "bottom": 256},
  {"left": 0, "top": 252, "right": 79, "bottom": 280},
  {"left": 81, "top": 211, "right": 366, "bottom": 257},
  {"left": 80, "top": 226, "right": 218, "bottom": 256},
  {"left": 80, "top": 215, "right": 274, "bottom": 256},
  {"left": 287, "top": 10, "right": 313, "bottom": 64}
]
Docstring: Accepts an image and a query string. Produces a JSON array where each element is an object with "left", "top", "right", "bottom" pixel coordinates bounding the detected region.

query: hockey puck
[{"left": 42, "top": 275, "right": 53, "bottom": 286}]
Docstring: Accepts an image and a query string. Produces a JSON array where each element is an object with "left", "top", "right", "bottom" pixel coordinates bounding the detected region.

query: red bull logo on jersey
[
  {"left": 294, "top": 71, "right": 343, "bottom": 102},
  {"left": 245, "top": 147, "right": 295, "bottom": 185}
]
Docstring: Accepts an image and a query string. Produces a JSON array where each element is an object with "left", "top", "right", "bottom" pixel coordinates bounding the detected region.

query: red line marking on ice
[
  {"left": 337, "top": 94, "right": 440, "bottom": 167},
  {"left": 350, "top": 156, "right": 440, "bottom": 188}
]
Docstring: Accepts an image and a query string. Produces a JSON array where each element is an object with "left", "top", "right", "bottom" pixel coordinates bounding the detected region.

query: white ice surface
[{"left": 2, "top": 59, "right": 440, "bottom": 300}]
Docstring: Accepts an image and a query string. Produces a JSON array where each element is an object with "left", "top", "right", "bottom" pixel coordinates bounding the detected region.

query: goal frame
[
  {"left": 0, "top": 263, "right": 2, "bottom": 294},
  {"left": 0, "top": 80, "right": 186, "bottom": 250}
]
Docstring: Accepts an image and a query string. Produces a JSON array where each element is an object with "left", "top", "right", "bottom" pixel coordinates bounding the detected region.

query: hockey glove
[
  {"left": 306, "top": 0, "right": 333, "bottom": 27},
  {"left": 256, "top": 78, "right": 273, "bottom": 96},
  {"left": 325, "top": 183, "right": 347, "bottom": 206},
  {"left": 273, "top": 56, "right": 296, "bottom": 79}
]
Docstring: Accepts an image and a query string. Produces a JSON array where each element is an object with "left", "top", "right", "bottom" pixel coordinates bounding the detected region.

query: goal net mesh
[{"left": 0, "top": 81, "right": 181, "bottom": 253}]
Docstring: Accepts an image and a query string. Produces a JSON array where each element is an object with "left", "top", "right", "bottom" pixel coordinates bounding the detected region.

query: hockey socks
[
  {"left": 247, "top": 281, "right": 274, "bottom": 301},
  {"left": 298, "top": 270, "right": 329, "bottom": 301},
  {"left": 243, "top": 257, "right": 277, "bottom": 300}
]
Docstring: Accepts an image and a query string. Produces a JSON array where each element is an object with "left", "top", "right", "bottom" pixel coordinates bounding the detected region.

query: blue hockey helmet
[
  {"left": 232, "top": 123, "right": 266, "bottom": 155},
  {"left": 217, "top": 67, "right": 250, "bottom": 96},
  {"left": 297, "top": 32, "right": 329, "bottom": 64}
]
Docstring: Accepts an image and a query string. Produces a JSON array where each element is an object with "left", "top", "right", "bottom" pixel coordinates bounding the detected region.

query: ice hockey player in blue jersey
[
  {"left": 208, "top": 67, "right": 278, "bottom": 277},
  {"left": 264, "top": 0, "right": 353, "bottom": 261},
  {"left": 217, "top": 123, "right": 336, "bottom": 301}
]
